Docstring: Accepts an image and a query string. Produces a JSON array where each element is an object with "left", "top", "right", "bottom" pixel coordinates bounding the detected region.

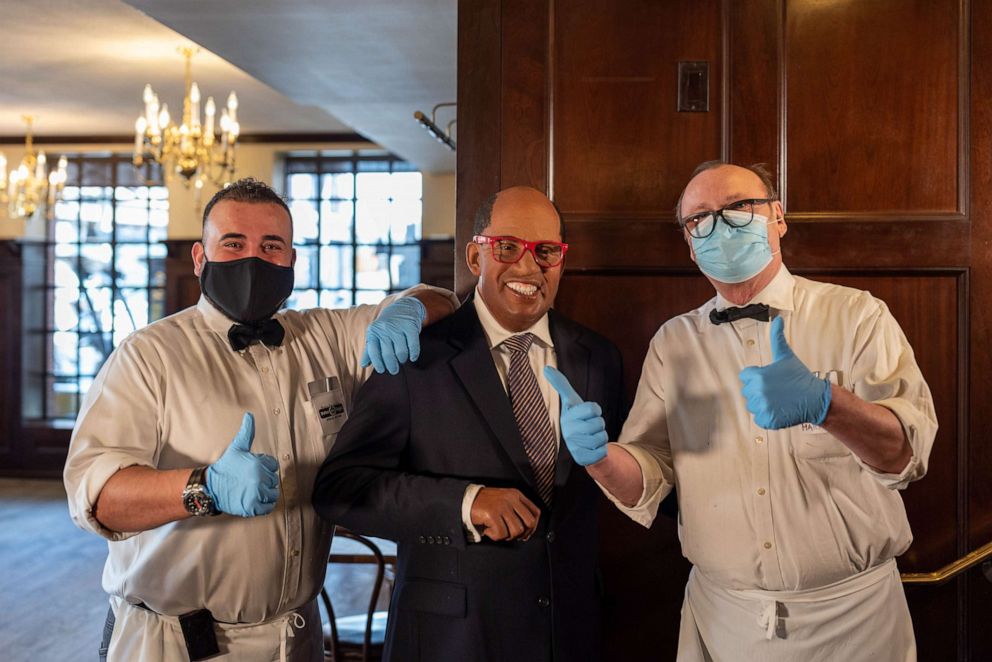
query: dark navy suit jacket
[{"left": 313, "top": 301, "right": 625, "bottom": 662}]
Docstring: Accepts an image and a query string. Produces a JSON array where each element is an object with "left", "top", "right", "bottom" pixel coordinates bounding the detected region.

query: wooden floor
[
  {"left": 0, "top": 478, "right": 387, "bottom": 662},
  {"left": 0, "top": 478, "right": 108, "bottom": 661}
]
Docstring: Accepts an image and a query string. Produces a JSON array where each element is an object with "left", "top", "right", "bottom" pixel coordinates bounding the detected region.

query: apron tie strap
[
  {"left": 757, "top": 600, "right": 779, "bottom": 640},
  {"left": 278, "top": 612, "right": 307, "bottom": 662}
]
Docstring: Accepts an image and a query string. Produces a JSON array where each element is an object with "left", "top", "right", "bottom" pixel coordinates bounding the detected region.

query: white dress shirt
[
  {"left": 63, "top": 286, "right": 456, "bottom": 659},
  {"left": 461, "top": 290, "right": 560, "bottom": 542},
  {"left": 607, "top": 265, "right": 937, "bottom": 592}
]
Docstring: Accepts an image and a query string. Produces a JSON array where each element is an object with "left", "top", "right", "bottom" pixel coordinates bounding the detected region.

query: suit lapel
[
  {"left": 447, "top": 304, "right": 539, "bottom": 491},
  {"left": 549, "top": 311, "right": 590, "bottom": 494}
]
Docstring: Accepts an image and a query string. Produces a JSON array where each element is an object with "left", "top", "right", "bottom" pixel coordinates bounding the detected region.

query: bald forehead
[
  {"left": 493, "top": 186, "right": 556, "bottom": 215},
  {"left": 491, "top": 186, "right": 561, "bottom": 240},
  {"left": 681, "top": 165, "right": 769, "bottom": 216}
]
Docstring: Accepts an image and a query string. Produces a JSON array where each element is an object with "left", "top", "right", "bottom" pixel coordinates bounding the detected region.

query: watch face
[{"left": 184, "top": 487, "right": 215, "bottom": 516}]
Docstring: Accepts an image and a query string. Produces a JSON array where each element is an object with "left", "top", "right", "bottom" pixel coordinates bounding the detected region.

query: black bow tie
[
  {"left": 228, "top": 319, "right": 286, "bottom": 351},
  {"left": 709, "top": 303, "right": 770, "bottom": 325}
]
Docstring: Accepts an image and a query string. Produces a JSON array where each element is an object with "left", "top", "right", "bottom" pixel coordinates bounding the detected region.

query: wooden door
[{"left": 457, "top": 1, "right": 990, "bottom": 659}]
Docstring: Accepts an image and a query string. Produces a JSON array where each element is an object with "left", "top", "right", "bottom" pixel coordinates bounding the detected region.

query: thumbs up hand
[
  {"left": 205, "top": 412, "right": 281, "bottom": 517},
  {"left": 544, "top": 366, "right": 609, "bottom": 466},
  {"left": 738, "top": 316, "right": 832, "bottom": 429}
]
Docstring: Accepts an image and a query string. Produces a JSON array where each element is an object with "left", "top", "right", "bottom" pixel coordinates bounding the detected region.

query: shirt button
[
  {"left": 755, "top": 436, "right": 764, "bottom": 444},
  {"left": 261, "top": 366, "right": 269, "bottom": 373},
  {"left": 292, "top": 549, "right": 300, "bottom": 557},
  {"left": 546, "top": 531, "right": 556, "bottom": 543},
  {"left": 757, "top": 488, "right": 766, "bottom": 496},
  {"left": 273, "top": 407, "right": 281, "bottom": 415},
  {"left": 283, "top": 453, "right": 291, "bottom": 461},
  {"left": 537, "top": 596, "right": 550, "bottom": 608},
  {"left": 764, "top": 541, "right": 773, "bottom": 549},
  {"left": 746, "top": 339, "right": 756, "bottom": 347}
]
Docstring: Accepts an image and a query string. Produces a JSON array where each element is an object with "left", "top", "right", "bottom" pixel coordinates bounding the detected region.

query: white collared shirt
[
  {"left": 63, "top": 286, "right": 457, "bottom": 624},
  {"left": 461, "top": 290, "right": 560, "bottom": 542},
  {"left": 606, "top": 265, "right": 937, "bottom": 591}
]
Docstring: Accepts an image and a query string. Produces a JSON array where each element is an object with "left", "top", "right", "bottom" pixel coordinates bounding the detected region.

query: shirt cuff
[
  {"left": 65, "top": 453, "right": 151, "bottom": 541},
  {"left": 461, "top": 483, "right": 485, "bottom": 543},
  {"left": 857, "top": 399, "right": 930, "bottom": 489},
  {"left": 595, "top": 443, "right": 670, "bottom": 529}
]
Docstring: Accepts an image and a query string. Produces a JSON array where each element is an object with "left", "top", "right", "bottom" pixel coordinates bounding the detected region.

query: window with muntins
[
  {"left": 283, "top": 152, "right": 422, "bottom": 310},
  {"left": 22, "top": 154, "right": 168, "bottom": 424}
]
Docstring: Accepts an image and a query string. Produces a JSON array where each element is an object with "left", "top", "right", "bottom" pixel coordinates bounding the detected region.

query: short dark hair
[
  {"left": 674, "top": 161, "right": 778, "bottom": 224},
  {"left": 202, "top": 177, "right": 292, "bottom": 231},
  {"left": 472, "top": 191, "right": 567, "bottom": 241}
]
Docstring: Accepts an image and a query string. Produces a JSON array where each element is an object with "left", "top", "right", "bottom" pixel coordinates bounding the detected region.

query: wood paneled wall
[{"left": 458, "top": 0, "right": 989, "bottom": 659}]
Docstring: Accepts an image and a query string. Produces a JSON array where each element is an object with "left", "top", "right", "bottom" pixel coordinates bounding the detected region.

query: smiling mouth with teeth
[{"left": 506, "top": 281, "right": 539, "bottom": 296}]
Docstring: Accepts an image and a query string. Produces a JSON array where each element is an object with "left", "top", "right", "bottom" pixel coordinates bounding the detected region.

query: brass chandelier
[
  {"left": 133, "top": 46, "right": 240, "bottom": 188},
  {"left": 0, "top": 116, "right": 68, "bottom": 220}
]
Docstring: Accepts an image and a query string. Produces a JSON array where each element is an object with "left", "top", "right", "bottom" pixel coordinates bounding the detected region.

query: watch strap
[{"left": 183, "top": 466, "right": 218, "bottom": 516}]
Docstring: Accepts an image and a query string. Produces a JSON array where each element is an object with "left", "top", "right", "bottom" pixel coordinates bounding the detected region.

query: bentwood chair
[{"left": 320, "top": 528, "right": 390, "bottom": 662}]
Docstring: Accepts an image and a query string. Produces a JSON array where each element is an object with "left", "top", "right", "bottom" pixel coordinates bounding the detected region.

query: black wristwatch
[{"left": 183, "top": 466, "right": 219, "bottom": 517}]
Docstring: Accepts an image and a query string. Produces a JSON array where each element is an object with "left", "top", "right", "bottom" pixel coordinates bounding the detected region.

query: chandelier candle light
[
  {"left": 0, "top": 115, "right": 68, "bottom": 219},
  {"left": 133, "top": 46, "right": 240, "bottom": 188}
]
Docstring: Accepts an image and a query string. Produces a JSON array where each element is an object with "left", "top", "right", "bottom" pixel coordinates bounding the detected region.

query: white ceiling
[{"left": 0, "top": 0, "right": 457, "bottom": 172}]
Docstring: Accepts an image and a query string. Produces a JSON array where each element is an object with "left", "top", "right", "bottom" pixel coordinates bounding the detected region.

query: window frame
[
  {"left": 21, "top": 153, "right": 168, "bottom": 425},
  {"left": 283, "top": 151, "right": 422, "bottom": 309}
]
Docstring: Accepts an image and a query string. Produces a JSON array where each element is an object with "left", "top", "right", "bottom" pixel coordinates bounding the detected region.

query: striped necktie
[{"left": 503, "top": 333, "right": 556, "bottom": 505}]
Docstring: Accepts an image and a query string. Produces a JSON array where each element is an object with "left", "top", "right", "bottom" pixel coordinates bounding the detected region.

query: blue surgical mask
[{"left": 690, "top": 210, "right": 777, "bottom": 284}]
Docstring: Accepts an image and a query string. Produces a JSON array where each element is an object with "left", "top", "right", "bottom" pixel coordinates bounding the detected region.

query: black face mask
[{"left": 200, "top": 257, "right": 295, "bottom": 324}]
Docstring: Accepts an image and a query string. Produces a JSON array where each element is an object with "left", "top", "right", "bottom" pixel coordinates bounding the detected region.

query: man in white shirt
[
  {"left": 312, "top": 186, "right": 625, "bottom": 661},
  {"left": 546, "top": 162, "right": 937, "bottom": 661},
  {"left": 63, "top": 178, "right": 457, "bottom": 662}
]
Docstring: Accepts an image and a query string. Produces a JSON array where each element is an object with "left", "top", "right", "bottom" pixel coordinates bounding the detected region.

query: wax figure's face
[
  {"left": 192, "top": 200, "right": 295, "bottom": 276},
  {"left": 679, "top": 165, "right": 786, "bottom": 284},
  {"left": 467, "top": 187, "right": 564, "bottom": 332}
]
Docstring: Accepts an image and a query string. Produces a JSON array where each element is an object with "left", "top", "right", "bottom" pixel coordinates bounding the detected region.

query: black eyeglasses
[
  {"left": 680, "top": 198, "right": 776, "bottom": 239},
  {"left": 473, "top": 235, "right": 569, "bottom": 268}
]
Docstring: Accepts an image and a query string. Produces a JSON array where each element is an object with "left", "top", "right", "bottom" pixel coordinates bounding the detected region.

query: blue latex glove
[
  {"left": 205, "top": 413, "right": 281, "bottom": 517},
  {"left": 361, "top": 297, "right": 427, "bottom": 375},
  {"left": 544, "top": 366, "right": 609, "bottom": 466},
  {"left": 739, "top": 316, "right": 832, "bottom": 429}
]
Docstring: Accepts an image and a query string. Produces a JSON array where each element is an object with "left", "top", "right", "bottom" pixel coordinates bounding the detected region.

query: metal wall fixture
[{"left": 414, "top": 102, "right": 456, "bottom": 151}]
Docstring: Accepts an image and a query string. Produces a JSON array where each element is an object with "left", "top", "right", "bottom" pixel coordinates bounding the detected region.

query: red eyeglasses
[{"left": 473, "top": 235, "right": 569, "bottom": 268}]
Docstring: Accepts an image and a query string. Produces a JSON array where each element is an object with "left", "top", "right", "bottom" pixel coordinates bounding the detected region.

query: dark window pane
[
  {"left": 149, "top": 243, "right": 167, "bottom": 287},
  {"left": 47, "top": 375, "right": 79, "bottom": 420},
  {"left": 81, "top": 160, "right": 113, "bottom": 186}
]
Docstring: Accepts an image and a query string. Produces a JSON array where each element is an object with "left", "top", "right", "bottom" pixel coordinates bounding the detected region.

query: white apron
[
  {"left": 678, "top": 559, "right": 916, "bottom": 662},
  {"left": 106, "top": 596, "right": 323, "bottom": 662}
]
